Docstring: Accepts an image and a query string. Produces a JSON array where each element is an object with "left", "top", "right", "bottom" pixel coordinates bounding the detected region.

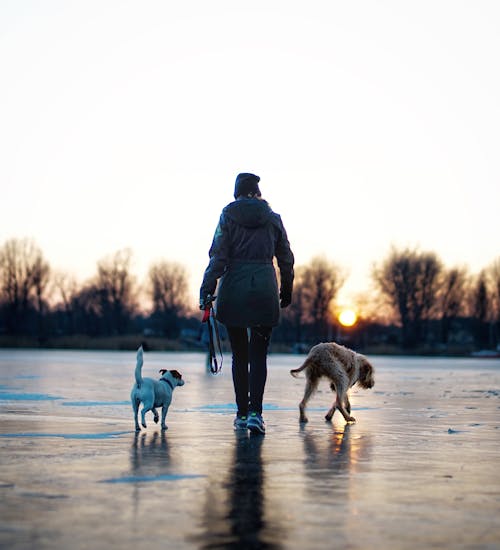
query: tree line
[
  {"left": 278, "top": 250, "right": 500, "bottom": 351},
  {"left": 0, "top": 237, "right": 499, "bottom": 352}
]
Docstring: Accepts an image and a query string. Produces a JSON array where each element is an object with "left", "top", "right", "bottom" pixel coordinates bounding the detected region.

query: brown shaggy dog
[{"left": 290, "top": 342, "right": 375, "bottom": 423}]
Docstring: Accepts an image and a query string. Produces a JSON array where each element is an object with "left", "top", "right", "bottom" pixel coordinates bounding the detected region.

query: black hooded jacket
[{"left": 200, "top": 198, "right": 294, "bottom": 327}]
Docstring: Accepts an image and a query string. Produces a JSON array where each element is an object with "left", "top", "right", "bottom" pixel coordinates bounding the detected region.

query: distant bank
[{"left": 0, "top": 334, "right": 491, "bottom": 358}]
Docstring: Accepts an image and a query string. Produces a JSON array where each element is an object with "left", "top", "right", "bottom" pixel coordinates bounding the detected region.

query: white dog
[{"left": 131, "top": 346, "right": 185, "bottom": 431}]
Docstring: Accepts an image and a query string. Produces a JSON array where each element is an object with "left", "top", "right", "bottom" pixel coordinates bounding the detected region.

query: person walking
[{"left": 200, "top": 173, "right": 294, "bottom": 434}]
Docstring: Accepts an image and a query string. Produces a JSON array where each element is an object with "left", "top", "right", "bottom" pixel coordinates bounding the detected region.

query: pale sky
[{"left": 1, "top": 1, "right": 499, "bottom": 308}]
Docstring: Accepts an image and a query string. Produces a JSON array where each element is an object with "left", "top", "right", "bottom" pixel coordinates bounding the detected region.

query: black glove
[
  {"left": 199, "top": 294, "right": 216, "bottom": 310},
  {"left": 280, "top": 291, "right": 291, "bottom": 308}
]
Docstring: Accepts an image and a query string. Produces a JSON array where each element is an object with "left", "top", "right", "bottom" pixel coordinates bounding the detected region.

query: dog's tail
[
  {"left": 290, "top": 357, "right": 313, "bottom": 378},
  {"left": 134, "top": 346, "right": 144, "bottom": 388}
]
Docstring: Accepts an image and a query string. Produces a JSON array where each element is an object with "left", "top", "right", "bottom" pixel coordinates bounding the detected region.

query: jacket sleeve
[
  {"left": 199, "top": 212, "right": 231, "bottom": 301},
  {"left": 273, "top": 215, "right": 294, "bottom": 300}
]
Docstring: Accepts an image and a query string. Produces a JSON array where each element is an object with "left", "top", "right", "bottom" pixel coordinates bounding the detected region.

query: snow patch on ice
[
  {"left": 0, "top": 431, "right": 130, "bottom": 439},
  {"left": 101, "top": 473, "right": 205, "bottom": 483}
]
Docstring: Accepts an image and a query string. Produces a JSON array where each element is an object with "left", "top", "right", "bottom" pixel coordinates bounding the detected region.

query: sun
[{"left": 338, "top": 309, "right": 358, "bottom": 327}]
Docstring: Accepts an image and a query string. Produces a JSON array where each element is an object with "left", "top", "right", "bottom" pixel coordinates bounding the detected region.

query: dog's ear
[
  {"left": 170, "top": 370, "right": 182, "bottom": 379},
  {"left": 159, "top": 369, "right": 167, "bottom": 376}
]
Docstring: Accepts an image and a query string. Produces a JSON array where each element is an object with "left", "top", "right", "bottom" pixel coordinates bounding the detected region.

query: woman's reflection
[{"left": 198, "top": 431, "right": 283, "bottom": 549}]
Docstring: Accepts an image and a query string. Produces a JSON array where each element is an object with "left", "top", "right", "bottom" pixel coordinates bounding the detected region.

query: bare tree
[
  {"left": 470, "top": 270, "right": 493, "bottom": 349},
  {"left": 52, "top": 271, "right": 78, "bottom": 310},
  {"left": 95, "top": 248, "right": 138, "bottom": 335},
  {"left": 436, "top": 266, "right": 469, "bottom": 344},
  {"left": 300, "top": 256, "right": 345, "bottom": 341},
  {"left": 486, "top": 257, "right": 500, "bottom": 347},
  {"left": 52, "top": 271, "right": 79, "bottom": 334},
  {"left": 147, "top": 260, "right": 190, "bottom": 337},
  {"left": 71, "top": 283, "right": 103, "bottom": 336},
  {"left": 0, "top": 238, "right": 50, "bottom": 335},
  {"left": 372, "top": 246, "right": 443, "bottom": 348}
]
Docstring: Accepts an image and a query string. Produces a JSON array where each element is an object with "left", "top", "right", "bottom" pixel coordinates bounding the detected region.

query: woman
[{"left": 200, "top": 173, "right": 294, "bottom": 434}]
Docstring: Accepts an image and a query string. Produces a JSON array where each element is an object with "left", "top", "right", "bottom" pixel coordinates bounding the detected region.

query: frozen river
[{"left": 0, "top": 349, "right": 499, "bottom": 549}]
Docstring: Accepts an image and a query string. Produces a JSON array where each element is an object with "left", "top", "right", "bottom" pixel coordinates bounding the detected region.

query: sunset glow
[{"left": 338, "top": 309, "right": 357, "bottom": 327}]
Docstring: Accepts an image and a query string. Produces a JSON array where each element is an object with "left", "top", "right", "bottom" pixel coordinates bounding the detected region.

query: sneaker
[
  {"left": 247, "top": 412, "right": 265, "bottom": 434},
  {"left": 233, "top": 415, "right": 248, "bottom": 430}
]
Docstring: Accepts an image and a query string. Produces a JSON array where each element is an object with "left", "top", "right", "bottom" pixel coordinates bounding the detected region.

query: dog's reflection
[
  {"left": 198, "top": 432, "right": 283, "bottom": 549},
  {"left": 302, "top": 423, "right": 372, "bottom": 494},
  {"left": 130, "top": 430, "right": 171, "bottom": 475},
  {"left": 128, "top": 431, "right": 172, "bottom": 519},
  {"left": 303, "top": 424, "right": 351, "bottom": 473}
]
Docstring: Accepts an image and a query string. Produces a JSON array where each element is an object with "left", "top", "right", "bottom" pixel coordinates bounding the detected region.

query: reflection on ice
[
  {"left": 301, "top": 424, "right": 372, "bottom": 494},
  {"left": 130, "top": 430, "right": 171, "bottom": 474},
  {"left": 193, "top": 431, "right": 284, "bottom": 550}
]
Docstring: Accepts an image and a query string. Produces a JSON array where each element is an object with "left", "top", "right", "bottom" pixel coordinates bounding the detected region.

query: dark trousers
[{"left": 227, "top": 326, "right": 272, "bottom": 416}]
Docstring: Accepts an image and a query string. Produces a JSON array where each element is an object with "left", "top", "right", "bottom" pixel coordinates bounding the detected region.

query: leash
[{"left": 202, "top": 298, "right": 223, "bottom": 375}]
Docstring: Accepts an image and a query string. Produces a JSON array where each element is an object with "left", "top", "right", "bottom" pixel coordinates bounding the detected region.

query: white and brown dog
[
  {"left": 131, "top": 346, "right": 185, "bottom": 431},
  {"left": 290, "top": 342, "right": 374, "bottom": 424}
]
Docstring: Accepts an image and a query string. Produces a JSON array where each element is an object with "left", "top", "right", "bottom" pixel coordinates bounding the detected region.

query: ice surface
[{"left": 0, "top": 349, "right": 499, "bottom": 549}]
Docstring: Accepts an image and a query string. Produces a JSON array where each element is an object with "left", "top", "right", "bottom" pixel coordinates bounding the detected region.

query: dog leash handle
[
  {"left": 201, "top": 303, "right": 223, "bottom": 375},
  {"left": 202, "top": 308, "right": 211, "bottom": 323}
]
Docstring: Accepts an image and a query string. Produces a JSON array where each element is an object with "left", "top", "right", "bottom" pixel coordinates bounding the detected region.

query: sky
[{"left": 1, "top": 1, "right": 499, "bottom": 309}]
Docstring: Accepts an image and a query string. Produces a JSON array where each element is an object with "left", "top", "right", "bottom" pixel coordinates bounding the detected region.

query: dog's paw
[
  {"left": 141, "top": 422, "right": 147, "bottom": 428},
  {"left": 153, "top": 416, "right": 159, "bottom": 424},
  {"left": 325, "top": 415, "right": 333, "bottom": 423},
  {"left": 135, "top": 426, "right": 141, "bottom": 432},
  {"left": 346, "top": 416, "right": 356, "bottom": 423},
  {"left": 299, "top": 417, "right": 309, "bottom": 424},
  {"left": 161, "top": 425, "right": 168, "bottom": 431}
]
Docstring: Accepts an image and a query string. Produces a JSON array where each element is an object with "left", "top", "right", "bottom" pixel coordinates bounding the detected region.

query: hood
[{"left": 223, "top": 198, "right": 273, "bottom": 228}]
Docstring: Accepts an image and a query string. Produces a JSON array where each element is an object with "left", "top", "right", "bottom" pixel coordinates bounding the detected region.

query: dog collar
[{"left": 160, "top": 378, "right": 175, "bottom": 391}]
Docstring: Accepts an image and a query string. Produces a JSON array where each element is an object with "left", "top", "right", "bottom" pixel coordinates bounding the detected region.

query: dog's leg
[
  {"left": 325, "top": 404, "right": 336, "bottom": 421},
  {"left": 299, "top": 378, "right": 318, "bottom": 423},
  {"left": 325, "top": 405, "right": 336, "bottom": 422},
  {"left": 152, "top": 408, "right": 159, "bottom": 424},
  {"left": 132, "top": 398, "right": 141, "bottom": 431},
  {"left": 141, "top": 398, "right": 154, "bottom": 429},
  {"left": 336, "top": 391, "right": 356, "bottom": 423},
  {"left": 328, "top": 376, "right": 355, "bottom": 423},
  {"left": 325, "top": 382, "right": 337, "bottom": 422},
  {"left": 160, "top": 405, "right": 169, "bottom": 431},
  {"left": 325, "top": 388, "right": 351, "bottom": 421},
  {"left": 140, "top": 407, "right": 148, "bottom": 429}
]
